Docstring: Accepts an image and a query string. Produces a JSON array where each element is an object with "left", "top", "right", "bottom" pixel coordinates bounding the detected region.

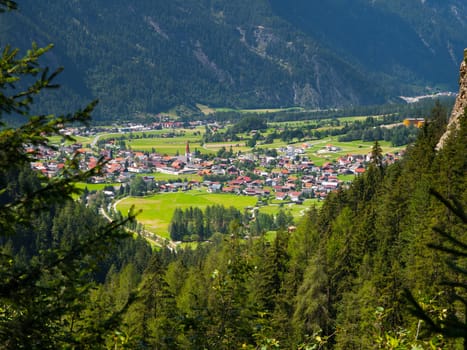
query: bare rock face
[{"left": 437, "top": 48, "right": 467, "bottom": 149}]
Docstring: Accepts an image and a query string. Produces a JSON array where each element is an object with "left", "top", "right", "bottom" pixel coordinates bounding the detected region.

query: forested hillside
[
  {"left": 91, "top": 103, "right": 464, "bottom": 349},
  {"left": 270, "top": 0, "right": 466, "bottom": 87},
  {"left": 1, "top": 0, "right": 465, "bottom": 119}
]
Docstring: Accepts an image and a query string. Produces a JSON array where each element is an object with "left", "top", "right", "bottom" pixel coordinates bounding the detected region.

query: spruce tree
[{"left": 0, "top": 2, "right": 136, "bottom": 347}]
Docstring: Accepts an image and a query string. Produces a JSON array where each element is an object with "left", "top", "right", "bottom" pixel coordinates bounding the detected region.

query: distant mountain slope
[
  {"left": 1, "top": 0, "right": 465, "bottom": 119},
  {"left": 270, "top": 0, "right": 466, "bottom": 88}
]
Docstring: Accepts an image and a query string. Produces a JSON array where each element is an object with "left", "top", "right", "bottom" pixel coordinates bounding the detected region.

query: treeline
[
  {"left": 338, "top": 124, "right": 420, "bottom": 146},
  {"left": 169, "top": 205, "right": 293, "bottom": 241},
  {"left": 204, "top": 114, "right": 421, "bottom": 146},
  {"left": 202, "top": 97, "right": 454, "bottom": 124}
]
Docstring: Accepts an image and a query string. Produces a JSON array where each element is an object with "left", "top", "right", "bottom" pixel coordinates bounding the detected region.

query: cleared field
[
  {"left": 74, "top": 182, "right": 119, "bottom": 191},
  {"left": 49, "top": 134, "right": 94, "bottom": 146},
  {"left": 128, "top": 137, "right": 204, "bottom": 154},
  {"left": 116, "top": 191, "right": 257, "bottom": 238},
  {"left": 202, "top": 142, "right": 250, "bottom": 154}
]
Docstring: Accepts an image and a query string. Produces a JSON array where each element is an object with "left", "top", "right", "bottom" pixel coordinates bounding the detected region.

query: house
[
  {"left": 275, "top": 192, "right": 287, "bottom": 200},
  {"left": 403, "top": 118, "right": 425, "bottom": 128},
  {"left": 208, "top": 183, "right": 222, "bottom": 193},
  {"left": 289, "top": 191, "right": 302, "bottom": 202}
]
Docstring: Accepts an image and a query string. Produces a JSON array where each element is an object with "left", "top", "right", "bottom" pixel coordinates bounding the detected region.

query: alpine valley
[{"left": 1, "top": 0, "right": 467, "bottom": 349}]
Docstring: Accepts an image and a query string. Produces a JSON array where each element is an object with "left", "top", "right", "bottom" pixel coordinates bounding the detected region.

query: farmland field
[
  {"left": 116, "top": 191, "right": 258, "bottom": 238},
  {"left": 128, "top": 137, "right": 204, "bottom": 154}
]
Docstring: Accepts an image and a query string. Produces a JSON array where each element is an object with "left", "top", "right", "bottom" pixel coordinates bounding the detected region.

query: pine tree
[{"left": 0, "top": 2, "right": 136, "bottom": 347}]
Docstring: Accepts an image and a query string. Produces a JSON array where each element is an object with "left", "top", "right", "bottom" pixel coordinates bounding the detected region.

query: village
[{"left": 30, "top": 120, "right": 402, "bottom": 204}]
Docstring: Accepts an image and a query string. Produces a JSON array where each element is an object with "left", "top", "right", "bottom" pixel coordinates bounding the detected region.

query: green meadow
[
  {"left": 128, "top": 137, "right": 203, "bottom": 154},
  {"left": 121, "top": 129, "right": 200, "bottom": 154},
  {"left": 145, "top": 172, "right": 203, "bottom": 182},
  {"left": 116, "top": 190, "right": 324, "bottom": 238},
  {"left": 116, "top": 191, "right": 257, "bottom": 238}
]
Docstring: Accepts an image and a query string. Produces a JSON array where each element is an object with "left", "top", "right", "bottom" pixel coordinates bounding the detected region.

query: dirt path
[{"left": 101, "top": 202, "right": 178, "bottom": 251}]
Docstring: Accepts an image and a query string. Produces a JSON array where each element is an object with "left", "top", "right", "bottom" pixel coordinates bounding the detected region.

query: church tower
[{"left": 185, "top": 141, "right": 191, "bottom": 163}]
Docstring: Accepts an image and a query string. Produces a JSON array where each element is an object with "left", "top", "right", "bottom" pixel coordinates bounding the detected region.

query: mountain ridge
[{"left": 1, "top": 0, "right": 465, "bottom": 119}]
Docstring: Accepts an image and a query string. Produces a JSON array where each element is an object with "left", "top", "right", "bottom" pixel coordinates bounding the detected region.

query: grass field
[
  {"left": 74, "top": 182, "right": 119, "bottom": 191},
  {"left": 145, "top": 172, "right": 203, "bottom": 182},
  {"left": 116, "top": 190, "right": 324, "bottom": 238},
  {"left": 123, "top": 128, "right": 205, "bottom": 154},
  {"left": 116, "top": 191, "right": 258, "bottom": 238},
  {"left": 128, "top": 137, "right": 204, "bottom": 154}
]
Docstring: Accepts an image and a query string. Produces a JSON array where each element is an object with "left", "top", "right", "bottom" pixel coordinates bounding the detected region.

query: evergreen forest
[{"left": 1, "top": 1, "right": 466, "bottom": 349}]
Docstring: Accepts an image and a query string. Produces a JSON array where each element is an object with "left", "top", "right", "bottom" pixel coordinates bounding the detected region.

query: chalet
[
  {"left": 223, "top": 186, "right": 241, "bottom": 194},
  {"left": 171, "top": 160, "right": 185, "bottom": 169},
  {"left": 289, "top": 191, "right": 302, "bottom": 202},
  {"left": 275, "top": 192, "right": 287, "bottom": 200},
  {"left": 249, "top": 179, "right": 264, "bottom": 188}
]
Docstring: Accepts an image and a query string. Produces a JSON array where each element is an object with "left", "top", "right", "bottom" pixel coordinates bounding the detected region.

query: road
[{"left": 99, "top": 206, "right": 178, "bottom": 251}]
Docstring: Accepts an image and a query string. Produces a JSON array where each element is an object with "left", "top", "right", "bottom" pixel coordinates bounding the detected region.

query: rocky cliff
[{"left": 437, "top": 49, "right": 467, "bottom": 149}]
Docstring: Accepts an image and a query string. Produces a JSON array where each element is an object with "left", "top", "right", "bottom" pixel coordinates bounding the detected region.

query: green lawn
[
  {"left": 125, "top": 129, "right": 204, "bottom": 155},
  {"left": 116, "top": 191, "right": 257, "bottom": 238}
]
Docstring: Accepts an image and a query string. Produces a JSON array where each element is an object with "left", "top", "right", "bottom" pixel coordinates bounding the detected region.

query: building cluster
[{"left": 30, "top": 130, "right": 401, "bottom": 202}]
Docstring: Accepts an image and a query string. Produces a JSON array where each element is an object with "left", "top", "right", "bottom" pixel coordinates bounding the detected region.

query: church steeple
[{"left": 185, "top": 141, "right": 191, "bottom": 163}]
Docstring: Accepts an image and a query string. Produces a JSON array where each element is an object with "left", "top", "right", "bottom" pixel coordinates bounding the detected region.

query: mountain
[
  {"left": 270, "top": 0, "right": 467, "bottom": 88},
  {"left": 437, "top": 49, "right": 467, "bottom": 149},
  {"left": 1, "top": 0, "right": 465, "bottom": 119}
]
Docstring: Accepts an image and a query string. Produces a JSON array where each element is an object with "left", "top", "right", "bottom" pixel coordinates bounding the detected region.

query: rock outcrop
[{"left": 437, "top": 48, "right": 467, "bottom": 149}]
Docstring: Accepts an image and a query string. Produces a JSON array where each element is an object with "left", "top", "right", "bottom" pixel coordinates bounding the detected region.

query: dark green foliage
[
  {"left": 169, "top": 204, "right": 277, "bottom": 241},
  {"left": 0, "top": 4, "right": 145, "bottom": 347},
  {"left": 231, "top": 115, "right": 267, "bottom": 133},
  {"left": 87, "top": 102, "right": 464, "bottom": 348},
  {"left": 4, "top": 1, "right": 463, "bottom": 118},
  {"left": 405, "top": 189, "right": 467, "bottom": 345},
  {"left": 269, "top": 0, "right": 465, "bottom": 89},
  {"left": 2, "top": 2, "right": 466, "bottom": 347}
]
